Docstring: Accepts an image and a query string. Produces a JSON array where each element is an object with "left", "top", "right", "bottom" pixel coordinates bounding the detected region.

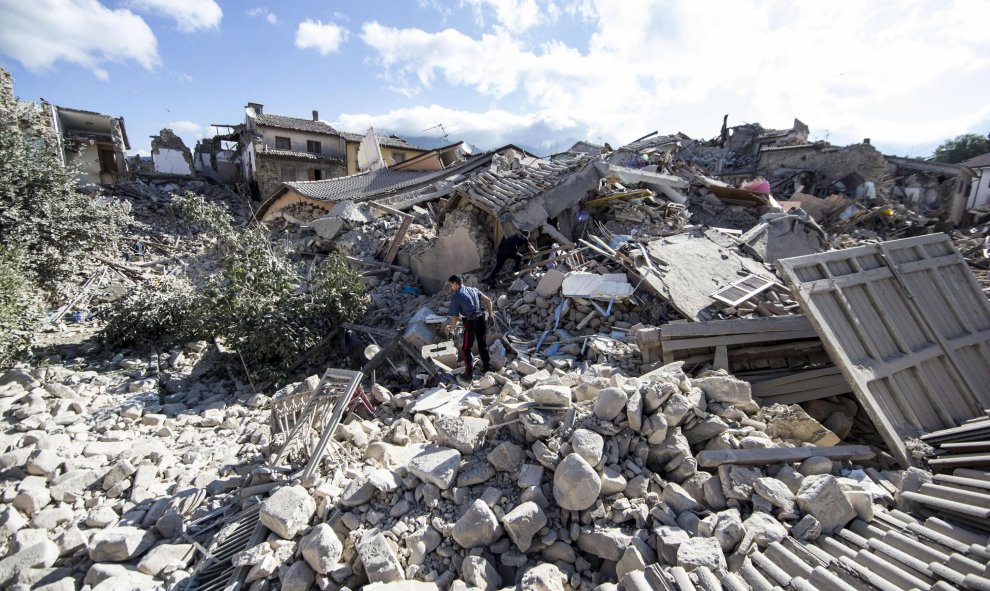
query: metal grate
[
  {"left": 269, "top": 369, "right": 363, "bottom": 471},
  {"left": 181, "top": 504, "right": 266, "bottom": 591}
]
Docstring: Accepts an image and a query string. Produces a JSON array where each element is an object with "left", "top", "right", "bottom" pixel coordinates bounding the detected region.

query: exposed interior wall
[
  {"left": 407, "top": 207, "right": 492, "bottom": 294},
  {"left": 151, "top": 128, "right": 193, "bottom": 176},
  {"left": 154, "top": 148, "right": 193, "bottom": 175},
  {"left": 971, "top": 169, "right": 990, "bottom": 210},
  {"left": 64, "top": 143, "right": 103, "bottom": 185},
  {"left": 345, "top": 142, "right": 430, "bottom": 175}
]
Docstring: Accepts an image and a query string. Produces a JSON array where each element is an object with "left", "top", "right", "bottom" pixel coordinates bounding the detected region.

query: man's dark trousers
[{"left": 461, "top": 316, "right": 491, "bottom": 379}]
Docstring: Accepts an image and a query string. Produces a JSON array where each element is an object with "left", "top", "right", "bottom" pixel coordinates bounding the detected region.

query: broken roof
[
  {"left": 254, "top": 113, "right": 338, "bottom": 135},
  {"left": 452, "top": 153, "right": 597, "bottom": 218},
  {"left": 257, "top": 146, "right": 344, "bottom": 163},
  {"left": 618, "top": 133, "right": 689, "bottom": 153},
  {"left": 255, "top": 151, "right": 500, "bottom": 220},
  {"left": 284, "top": 168, "right": 447, "bottom": 202},
  {"left": 961, "top": 151, "right": 990, "bottom": 169},
  {"left": 337, "top": 130, "right": 422, "bottom": 150}
]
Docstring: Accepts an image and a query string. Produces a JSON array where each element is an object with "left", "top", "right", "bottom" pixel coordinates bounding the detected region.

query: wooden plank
[
  {"left": 660, "top": 315, "right": 813, "bottom": 340},
  {"left": 749, "top": 365, "right": 842, "bottom": 389},
  {"left": 696, "top": 445, "right": 875, "bottom": 468},
  {"left": 752, "top": 372, "right": 849, "bottom": 396},
  {"left": 660, "top": 329, "right": 820, "bottom": 353},
  {"left": 755, "top": 382, "right": 856, "bottom": 405}
]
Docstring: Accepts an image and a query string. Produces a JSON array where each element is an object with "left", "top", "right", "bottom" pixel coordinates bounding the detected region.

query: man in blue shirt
[{"left": 446, "top": 274, "right": 494, "bottom": 383}]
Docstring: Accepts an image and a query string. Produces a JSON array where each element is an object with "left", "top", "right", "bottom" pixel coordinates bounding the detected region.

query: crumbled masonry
[{"left": 1, "top": 94, "right": 990, "bottom": 591}]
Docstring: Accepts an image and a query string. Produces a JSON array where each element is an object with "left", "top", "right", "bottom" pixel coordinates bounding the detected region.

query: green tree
[{"left": 932, "top": 133, "right": 990, "bottom": 164}]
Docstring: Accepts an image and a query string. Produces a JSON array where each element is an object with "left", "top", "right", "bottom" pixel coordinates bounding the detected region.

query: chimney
[
  {"left": 246, "top": 102, "right": 263, "bottom": 115},
  {"left": 312, "top": 110, "right": 319, "bottom": 121},
  {"left": 863, "top": 138, "right": 871, "bottom": 145}
]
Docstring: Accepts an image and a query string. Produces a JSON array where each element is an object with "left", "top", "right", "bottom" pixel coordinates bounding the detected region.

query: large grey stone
[
  {"left": 259, "top": 485, "right": 315, "bottom": 540},
  {"left": 520, "top": 563, "right": 566, "bottom": 591},
  {"left": 577, "top": 526, "right": 632, "bottom": 561},
  {"left": 661, "top": 482, "right": 703, "bottom": 515},
  {"left": 501, "top": 502, "right": 547, "bottom": 552},
  {"left": 136, "top": 543, "right": 194, "bottom": 577},
  {"left": 795, "top": 474, "right": 856, "bottom": 534},
  {"left": 0, "top": 540, "right": 59, "bottom": 587},
  {"left": 743, "top": 511, "right": 788, "bottom": 549},
  {"left": 529, "top": 384, "right": 571, "bottom": 407},
  {"left": 692, "top": 375, "right": 758, "bottom": 413},
  {"left": 754, "top": 477, "right": 796, "bottom": 512},
  {"left": 409, "top": 446, "right": 461, "bottom": 490},
  {"left": 280, "top": 559, "right": 315, "bottom": 591},
  {"left": 712, "top": 509, "right": 744, "bottom": 552},
  {"left": 487, "top": 441, "right": 524, "bottom": 472},
  {"left": 300, "top": 523, "right": 343, "bottom": 574},
  {"left": 552, "top": 453, "right": 601, "bottom": 511},
  {"left": 13, "top": 476, "right": 51, "bottom": 515},
  {"left": 88, "top": 527, "right": 158, "bottom": 562},
  {"left": 570, "top": 429, "right": 604, "bottom": 466},
  {"left": 434, "top": 416, "right": 490, "bottom": 454},
  {"left": 49, "top": 469, "right": 102, "bottom": 502},
  {"left": 594, "top": 387, "right": 628, "bottom": 421},
  {"left": 357, "top": 532, "right": 405, "bottom": 584},
  {"left": 676, "top": 537, "right": 726, "bottom": 572},
  {"left": 451, "top": 499, "right": 500, "bottom": 548},
  {"left": 462, "top": 555, "right": 502, "bottom": 591}
]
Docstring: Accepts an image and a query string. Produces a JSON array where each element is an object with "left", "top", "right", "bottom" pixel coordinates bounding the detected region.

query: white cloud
[
  {"left": 358, "top": 0, "right": 990, "bottom": 152},
  {"left": 248, "top": 6, "right": 277, "bottom": 25},
  {"left": 0, "top": 0, "right": 159, "bottom": 78},
  {"left": 165, "top": 120, "right": 206, "bottom": 138},
  {"left": 295, "top": 19, "right": 349, "bottom": 56},
  {"left": 463, "top": 0, "right": 555, "bottom": 33},
  {"left": 131, "top": 0, "right": 222, "bottom": 32}
]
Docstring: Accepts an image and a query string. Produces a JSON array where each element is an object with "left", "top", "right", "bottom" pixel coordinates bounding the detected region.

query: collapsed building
[{"left": 3, "top": 66, "right": 990, "bottom": 591}]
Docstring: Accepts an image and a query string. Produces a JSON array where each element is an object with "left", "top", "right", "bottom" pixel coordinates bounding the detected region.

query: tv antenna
[{"left": 423, "top": 123, "right": 457, "bottom": 144}]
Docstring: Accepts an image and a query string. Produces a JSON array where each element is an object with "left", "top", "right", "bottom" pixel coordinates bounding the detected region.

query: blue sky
[{"left": 1, "top": 0, "right": 988, "bottom": 158}]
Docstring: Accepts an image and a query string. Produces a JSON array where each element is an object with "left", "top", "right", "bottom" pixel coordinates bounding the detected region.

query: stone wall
[
  {"left": 759, "top": 143, "right": 887, "bottom": 194},
  {"left": 255, "top": 154, "right": 346, "bottom": 201}
]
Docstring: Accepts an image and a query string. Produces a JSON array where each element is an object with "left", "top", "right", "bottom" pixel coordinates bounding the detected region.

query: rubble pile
[
  {"left": 0, "top": 342, "right": 267, "bottom": 590},
  {"left": 174, "top": 359, "right": 874, "bottom": 591},
  {"left": 5, "top": 99, "right": 990, "bottom": 591}
]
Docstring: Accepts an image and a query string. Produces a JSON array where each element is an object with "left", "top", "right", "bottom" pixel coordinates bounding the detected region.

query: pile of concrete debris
[
  {"left": 0, "top": 346, "right": 897, "bottom": 590},
  {"left": 5, "top": 120, "right": 990, "bottom": 591}
]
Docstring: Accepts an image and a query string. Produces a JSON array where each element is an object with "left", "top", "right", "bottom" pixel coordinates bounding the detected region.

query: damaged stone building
[{"left": 233, "top": 103, "right": 431, "bottom": 200}]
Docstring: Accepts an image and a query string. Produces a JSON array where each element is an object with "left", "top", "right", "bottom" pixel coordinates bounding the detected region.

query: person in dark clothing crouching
[
  {"left": 482, "top": 233, "right": 529, "bottom": 285},
  {"left": 446, "top": 275, "right": 494, "bottom": 384}
]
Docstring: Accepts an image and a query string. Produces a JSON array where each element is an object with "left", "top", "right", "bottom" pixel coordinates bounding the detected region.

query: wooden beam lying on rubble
[{"left": 696, "top": 445, "right": 875, "bottom": 468}]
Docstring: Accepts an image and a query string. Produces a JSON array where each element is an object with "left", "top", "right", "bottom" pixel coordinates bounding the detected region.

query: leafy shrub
[
  {"left": 104, "top": 192, "right": 367, "bottom": 380},
  {"left": 0, "top": 248, "right": 42, "bottom": 366}
]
